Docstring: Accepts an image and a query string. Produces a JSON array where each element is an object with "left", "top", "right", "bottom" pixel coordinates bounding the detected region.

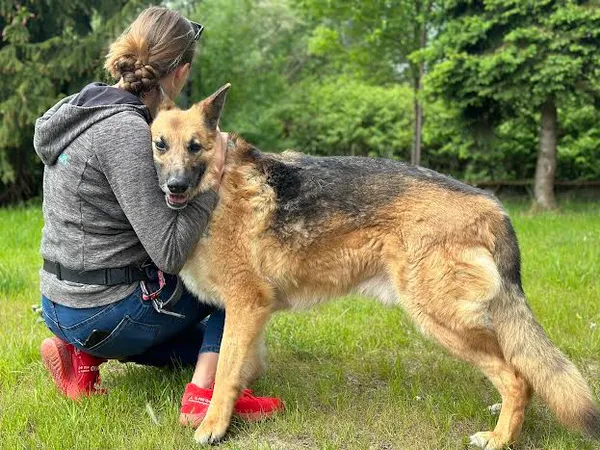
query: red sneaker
[
  {"left": 40, "top": 336, "right": 106, "bottom": 400},
  {"left": 179, "top": 383, "right": 283, "bottom": 427},
  {"left": 179, "top": 383, "right": 211, "bottom": 427},
  {"left": 234, "top": 388, "right": 283, "bottom": 421}
]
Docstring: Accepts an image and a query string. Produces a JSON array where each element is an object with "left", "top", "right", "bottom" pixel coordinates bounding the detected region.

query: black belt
[{"left": 43, "top": 259, "right": 148, "bottom": 286}]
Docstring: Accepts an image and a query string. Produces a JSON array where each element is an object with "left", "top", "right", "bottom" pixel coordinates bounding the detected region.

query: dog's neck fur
[
  {"left": 214, "top": 133, "right": 269, "bottom": 200},
  {"left": 224, "top": 133, "right": 259, "bottom": 166}
]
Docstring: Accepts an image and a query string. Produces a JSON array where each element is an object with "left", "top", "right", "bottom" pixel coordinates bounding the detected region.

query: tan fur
[{"left": 150, "top": 88, "right": 599, "bottom": 447}]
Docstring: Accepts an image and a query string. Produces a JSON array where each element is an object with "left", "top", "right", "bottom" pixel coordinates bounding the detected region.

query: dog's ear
[{"left": 198, "top": 83, "right": 231, "bottom": 129}]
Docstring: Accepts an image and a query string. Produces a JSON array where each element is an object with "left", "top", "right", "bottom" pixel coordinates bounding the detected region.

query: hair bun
[
  {"left": 106, "top": 35, "right": 158, "bottom": 95},
  {"left": 120, "top": 60, "right": 158, "bottom": 95},
  {"left": 104, "top": 6, "right": 197, "bottom": 96}
]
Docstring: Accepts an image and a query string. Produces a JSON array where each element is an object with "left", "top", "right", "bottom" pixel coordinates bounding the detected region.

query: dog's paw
[
  {"left": 468, "top": 431, "right": 509, "bottom": 450},
  {"left": 193, "top": 415, "right": 229, "bottom": 445}
]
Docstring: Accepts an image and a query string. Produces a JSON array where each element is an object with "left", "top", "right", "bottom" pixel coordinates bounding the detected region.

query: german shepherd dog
[{"left": 151, "top": 84, "right": 599, "bottom": 448}]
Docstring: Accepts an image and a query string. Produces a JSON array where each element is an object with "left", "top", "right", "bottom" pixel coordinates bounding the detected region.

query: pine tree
[
  {"left": 0, "top": 0, "right": 153, "bottom": 204},
  {"left": 428, "top": 0, "right": 600, "bottom": 209}
]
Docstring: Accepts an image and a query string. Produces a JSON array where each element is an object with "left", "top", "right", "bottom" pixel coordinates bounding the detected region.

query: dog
[{"left": 150, "top": 84, "right": 600, "bottom": 448}]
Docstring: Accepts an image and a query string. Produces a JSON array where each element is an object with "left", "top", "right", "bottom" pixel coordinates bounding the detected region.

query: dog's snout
[{"left": 167, "top": 177, "right": 189, "bottom": 194}]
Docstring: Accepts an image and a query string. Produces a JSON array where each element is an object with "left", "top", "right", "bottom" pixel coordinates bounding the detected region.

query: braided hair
[{"left": 105, "top": 7, "right": 197, "bottom": 96}]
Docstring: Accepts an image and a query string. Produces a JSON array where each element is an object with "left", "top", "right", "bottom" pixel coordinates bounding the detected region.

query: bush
[{"left": 283, "top": 78, "right": 413, "bottom": 159}]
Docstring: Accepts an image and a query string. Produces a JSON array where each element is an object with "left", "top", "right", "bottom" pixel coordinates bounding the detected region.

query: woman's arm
[{"left": 93, "top": 111, "right": 218, "bottom": 274}]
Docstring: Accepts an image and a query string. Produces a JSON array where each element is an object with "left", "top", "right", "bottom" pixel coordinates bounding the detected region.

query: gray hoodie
[{"left": 34, "top": 83, "right": 218, "bottom": 308}]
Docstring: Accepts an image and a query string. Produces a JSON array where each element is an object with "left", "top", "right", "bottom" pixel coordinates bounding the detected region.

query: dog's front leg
[{"left": 193, "top": 292, "right": 272, "bottom": 444}]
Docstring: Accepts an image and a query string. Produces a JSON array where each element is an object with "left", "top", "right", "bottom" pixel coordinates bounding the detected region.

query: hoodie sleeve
[{"left": 93, "top": 111, "right": 218, "bottom": 274}]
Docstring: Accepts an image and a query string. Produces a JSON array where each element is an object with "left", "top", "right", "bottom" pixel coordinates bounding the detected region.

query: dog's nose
[{"left": 167, "top": 178, "right": 189, "bottom": 194}]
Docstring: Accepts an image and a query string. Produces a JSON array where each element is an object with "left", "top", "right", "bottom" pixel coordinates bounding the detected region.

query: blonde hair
[{"left": 105, "top": 6, "right": 197, "bottom": 95}]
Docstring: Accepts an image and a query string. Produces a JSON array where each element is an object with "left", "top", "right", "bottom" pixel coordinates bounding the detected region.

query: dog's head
[{"left": 150, "top": 83, "right": 230, "bottom": 210}]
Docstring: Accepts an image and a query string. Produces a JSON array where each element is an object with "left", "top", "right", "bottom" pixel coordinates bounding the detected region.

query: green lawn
[{"left": 0, "top": 199, "right": 599, "bottom": 449}]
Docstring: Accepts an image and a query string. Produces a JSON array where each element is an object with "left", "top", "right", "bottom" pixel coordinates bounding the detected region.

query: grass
[{"left": 0, "top": 198, "right": 599, "bottom": 449}]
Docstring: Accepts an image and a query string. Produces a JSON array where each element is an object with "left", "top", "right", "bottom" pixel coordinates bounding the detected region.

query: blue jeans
[{"left": 41, "top": 273, "right": 225, "bottom": 367}]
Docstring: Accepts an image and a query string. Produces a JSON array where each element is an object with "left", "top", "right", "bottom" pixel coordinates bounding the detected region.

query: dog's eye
[
  {"left": 154, "top": 139, "right": 167, "bottom": 152},
  {"left": 189, "top": 142, "right": 203, "bottom": 154}
]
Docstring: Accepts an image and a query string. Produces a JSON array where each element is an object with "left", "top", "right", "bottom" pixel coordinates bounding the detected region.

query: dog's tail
[
  {"left": 491, "top": 215, "right": 599, "bottom": 438},
  {"left": 493, "top": 288, "right": 599, "bottom": 438}
]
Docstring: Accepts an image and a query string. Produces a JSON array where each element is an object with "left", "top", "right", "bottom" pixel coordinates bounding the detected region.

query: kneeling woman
[{"left": 34, "top": 6, "right": 281, "bottom": 426}]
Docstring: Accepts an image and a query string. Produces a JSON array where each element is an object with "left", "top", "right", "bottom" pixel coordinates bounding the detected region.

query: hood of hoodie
[{"left": 34, "top": 83, "right": 152, "bottom": 166}]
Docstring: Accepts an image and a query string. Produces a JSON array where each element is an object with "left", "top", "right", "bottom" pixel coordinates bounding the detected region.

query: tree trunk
[
  {"left": 534, "top": 98, "right": 557, "bottom": 210},
  {"left": 411, "top": 87, "right": 423, "bottom": 166},
  {"left": 410, "top": 5, "right": 428, "bottom": 166}
]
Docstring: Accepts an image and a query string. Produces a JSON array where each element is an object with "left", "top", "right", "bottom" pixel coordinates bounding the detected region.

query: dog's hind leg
[
  {"left": 419, "top": 317, "right": 532, "bottom": 449},
  {"left": 244, "top": 331, "right": 267, "bottom": 384},
  {"left": 193, "top": 283, "right": 273, "bottom": 444},
  {"left": 395, "top": 247, "right": 532, "bottom": 449}
]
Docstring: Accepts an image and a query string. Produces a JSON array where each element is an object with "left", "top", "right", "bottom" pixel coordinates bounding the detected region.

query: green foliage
[
  {"left": 424, "top": 0, "right": 600, "bottom": 208},
  {"left": 188, "top": 0, "right": 308, "bottom": 149},
  {"left": 298, "top": 0, "right": 430, "bottom": 85},
  {"left": 1, "top": 0, "right": 599, "bottom": 205},
  {"left": 427, "top": 0, "right": 600, "bottom": 124},
  {"left": 282, "top": 78, "right": 413, "bottom": 158},
  {"left": 422, "top": 98, "right": 600, "bottom": 183},
  {"left": 557, "top": 99, "right": 600, "bottom": 181},
  {"left": 0, "top": 0, "right": 153, "bottom": 203}
]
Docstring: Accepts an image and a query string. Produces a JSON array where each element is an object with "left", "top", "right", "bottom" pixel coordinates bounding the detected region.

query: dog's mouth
[{"left": 165, "top": 193, "right": 190, "bottom": 210}]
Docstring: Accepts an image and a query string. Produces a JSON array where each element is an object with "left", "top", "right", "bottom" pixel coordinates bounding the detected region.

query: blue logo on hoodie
[{"left": 58, "top": 154, "right": 70, "bottom": 165}]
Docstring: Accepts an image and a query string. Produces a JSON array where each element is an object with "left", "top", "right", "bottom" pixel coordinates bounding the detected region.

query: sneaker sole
[
  {"left": 40, "top": 337, "right": 71, "bottom": 396},
  {"left": 179, "top": 410, "right": 279, "bottom": 429}
]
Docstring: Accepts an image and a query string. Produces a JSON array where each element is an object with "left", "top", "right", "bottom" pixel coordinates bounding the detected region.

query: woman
[{"left": 34, "top": 6, "right": 281, "bottom": 426}]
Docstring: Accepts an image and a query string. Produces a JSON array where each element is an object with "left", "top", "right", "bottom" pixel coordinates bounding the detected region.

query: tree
[
  {"left": 427, "top": 0, "right": 600, "bottom": 209},
  {"left": 0, "top": 0, "right": 153, "bottom": 204},
  {"left": 298, "top": 0, "right": 433, "bottom": 165},
  {"left": 187, "top": 0, "right": 309, "bottom": 150}
]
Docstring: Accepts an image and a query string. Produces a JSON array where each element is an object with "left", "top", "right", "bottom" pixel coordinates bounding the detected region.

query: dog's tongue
[{"left": 168, "top": 194, "right": 188, "bottom": 205}]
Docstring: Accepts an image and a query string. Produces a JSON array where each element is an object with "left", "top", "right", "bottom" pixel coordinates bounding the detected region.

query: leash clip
[
  {"left": 140, "top": 271, "right": 185, "bottom": 319},
  {"left": 151, "top": 300, "right": 186, "bottom": 319},
  {"left": 140, "top": 269, "right": 165, "bottom": 301}
]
